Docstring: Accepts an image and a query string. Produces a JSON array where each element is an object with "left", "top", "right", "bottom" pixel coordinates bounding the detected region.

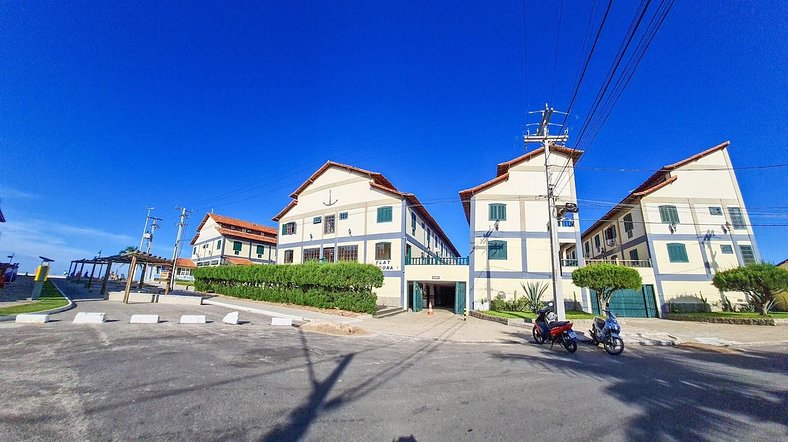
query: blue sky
[{"left": 1, "top": 1, "right": 786, "bottom": 273}]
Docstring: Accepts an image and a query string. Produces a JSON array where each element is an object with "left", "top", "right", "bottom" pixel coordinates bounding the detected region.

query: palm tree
[{"left": 120, "top": 246, "right": 137, "bottom": 255}]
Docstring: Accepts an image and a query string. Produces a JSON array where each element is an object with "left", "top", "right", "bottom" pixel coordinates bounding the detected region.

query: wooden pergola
[{"left": 67, "top": 252, "right": 173, "bottom": 302}]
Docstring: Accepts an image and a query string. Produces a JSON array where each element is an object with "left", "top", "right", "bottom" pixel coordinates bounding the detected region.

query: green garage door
[{"left": 591, "top": 285, "right": 658, "bottom": 318}]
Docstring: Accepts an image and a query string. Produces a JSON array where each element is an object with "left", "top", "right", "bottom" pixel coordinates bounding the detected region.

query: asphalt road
[{"left": 1, "top": 315, "right": 786, "bottom": 441}]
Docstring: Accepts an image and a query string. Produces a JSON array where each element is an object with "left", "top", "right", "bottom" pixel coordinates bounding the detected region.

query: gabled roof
[
  {"left": 581, "top": 141, "right": 731, "bottom": 238},
  {"left": 217, "top": 227, "right": 278, "bottom": 245},
  {"left": 175, "top": 257, "right": 196, "bottom": 269},
  {"left": 273, "top": 161, "right": 461, "bottom": 257},
  {"left": 191, "top": 213, "right": 278, "bottom": 245},
  {"left": 496, "top": 145, "right": 583, "bottom": 176},
  {"left": 459, "top": 145, "right": 583, "bottom": 222},
  {"left": 225, "top": 256, "right": 254, "bottom": 266},
  {"left": 289, "top": 161, "right": 399, "bottom": 199}
]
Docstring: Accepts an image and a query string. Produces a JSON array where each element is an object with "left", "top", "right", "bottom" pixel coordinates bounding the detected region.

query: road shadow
[
  {"left": 261, "top": 316, "right": 465, "bottom": 441},
  {"left": 490, "top": 346, "right": 788, "bottom": 439}
]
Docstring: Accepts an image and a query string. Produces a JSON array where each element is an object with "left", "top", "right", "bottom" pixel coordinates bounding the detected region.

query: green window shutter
[
  {"left": 233, "top": 241, "right": 242, "bottom": 252},
  {"left": 659, "top": 205, "right": 680, "bottom": 224},
  {"left": 488, "top": 240, "right": 507, "bottom": 260},
  {"left": 667, "top": 243, "right": 688, "bottom": 263},
  {"left": 739, "top": 245, "right": 755, "bottom": 264},
  {"left": 256, "top": 245, "right": 264, "bottom": 254},
  {"left": 489, "top": 204, "right": 506, "bottom": 221},
  {"left": 377, "top": 206, "right": 393, "bottom": 223},
  {"left": 728, "top": 207, "right": 745, "bottom": 229},
  {"left": 281, "top": 224, "right": 287, "bottom": 235}
]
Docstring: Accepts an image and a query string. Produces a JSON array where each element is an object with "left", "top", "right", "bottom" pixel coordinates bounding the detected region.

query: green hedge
[{"left": 193, "top": 262, "right": 383, "bottom": 314}]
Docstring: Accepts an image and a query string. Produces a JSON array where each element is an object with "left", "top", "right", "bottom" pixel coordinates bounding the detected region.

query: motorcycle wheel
[
  {"left": 563, "top": 336, "right": 577, "bottom": 353},
  {"left": 532, "top": 326, "right": 544, "bottom": 344},
  {"left": 604, "top": 337, "right": 625, "bottom": 355}
]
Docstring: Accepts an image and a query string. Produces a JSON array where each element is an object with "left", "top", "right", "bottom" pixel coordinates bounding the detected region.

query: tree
[
  {"left": 120, "top": 246, "right": 137, "bottom": 255},
  {"left": 572, "top": 263, "right": 642, "bottom": 308},
  {"left": 712, "top": 263, "right": 788, "bottom": 315}
]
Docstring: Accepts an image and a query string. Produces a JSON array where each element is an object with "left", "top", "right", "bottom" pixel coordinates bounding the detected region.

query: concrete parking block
[
  {"left": 130, "top": 314, "right": 160, "bottom": 324},
  {"left": 15, "top": 314, "right": 49, "bottom": 324},
  {"left": 223, "top": 311, "right": 240, "bottom": 325},
  {"left": 180, "top": 315, "right": 206, "bottom": 324},
  {"left": 73, "top": 312, "right": 106, "bottom": 324},
  {"left": 272, "top": 317, "right": 293, "bottom": 326}
]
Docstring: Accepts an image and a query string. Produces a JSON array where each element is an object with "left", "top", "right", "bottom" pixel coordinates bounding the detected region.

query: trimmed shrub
[{"left": 193, "top": 262, "right": 383, "bottom": 314}]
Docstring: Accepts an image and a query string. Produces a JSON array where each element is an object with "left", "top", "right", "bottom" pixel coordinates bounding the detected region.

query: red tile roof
[
  {"left": 191, "top": 213, "right": 278, "bottom": 245},
  {"left": 225, "top": 256, "right": 254, "bottom": 266},
  {"left": 458, "top": 145, "right": 583, "bottom": 222},
  {"left": 273, "top": 161, "right": 461, "bottom": 257},
  {"left": 175, "top": 258, "right": 196, "bottom": 269},
  {"left": 217, "top": 227, "right": 278, "bottom": 245},
  {"left": 581, "top": 141, "right": 731, "bottom": 238},
  {"left": 496, "top": 145, "right": 583, "bottom": 177}
]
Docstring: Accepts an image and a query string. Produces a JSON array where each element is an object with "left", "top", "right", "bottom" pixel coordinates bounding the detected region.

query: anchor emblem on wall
[{"left": 323, "top": 190, "right": 338, "bottom": 206}]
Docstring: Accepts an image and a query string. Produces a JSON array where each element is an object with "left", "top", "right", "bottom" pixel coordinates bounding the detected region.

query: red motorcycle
[{"left": 532, "top": 303, "right": 578, "bottom": 353}]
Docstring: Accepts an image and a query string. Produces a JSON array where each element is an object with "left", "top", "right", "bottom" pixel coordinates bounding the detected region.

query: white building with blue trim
[
  {"left": 273, "top": 161, "right": 461, "bottom": 309},
  {"left": 459, "top": 145, "right": 587, "bottom": 311},
  {"left": 569, "top": 141, "right": 760, "bottom": 315}
]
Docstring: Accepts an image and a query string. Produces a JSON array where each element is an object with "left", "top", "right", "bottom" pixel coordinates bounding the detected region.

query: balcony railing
[
  {"left": 585, "top": 258, "right": 652, "bottom": 268},
  {"left": 560, "top": 259, "right": 579, "bottom": 267},
  {"left": 406, "top": 256, "right": 469, "bottom": 266}
]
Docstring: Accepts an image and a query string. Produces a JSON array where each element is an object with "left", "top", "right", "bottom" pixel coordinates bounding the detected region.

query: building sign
[{"left": 375, "top": 260, "right": 397, "bottom": 271}]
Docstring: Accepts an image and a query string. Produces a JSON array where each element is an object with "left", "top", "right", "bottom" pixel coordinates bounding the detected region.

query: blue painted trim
[
  {"left": 521, "top": 237, "right": 528, "bottom": 272},
  {"left": 468, "top": 197, "right": 476, "bottom": 310},
  {"left": 473, "top": 230, "right": 576, "bottom": 240},
  {"left": 473, "top": 271, "right": 552, "bottom": 279},
  {"left": 278, "top": 232, "right": 401, "bottom": 250},
  {"left": 647, "top": 233, "right": 753, "bottom": 242},
  {"left": 400, "top": 201, "right": 407, "bottom": 308},
  {"left": 384, "top": 270, "right": 402, "bottom": 278},
  {"left": 657, "top": 274, "right": 713, "bottom": 282}
]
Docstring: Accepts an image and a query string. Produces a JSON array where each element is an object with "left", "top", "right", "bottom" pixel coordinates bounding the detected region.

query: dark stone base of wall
[{"left": 666, "top": 314, "right": 776, "bottom": 326}]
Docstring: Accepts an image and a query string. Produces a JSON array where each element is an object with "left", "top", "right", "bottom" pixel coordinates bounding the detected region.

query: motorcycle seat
[{"left": 548, "top": 321, "right": 570, "bottom": 328}]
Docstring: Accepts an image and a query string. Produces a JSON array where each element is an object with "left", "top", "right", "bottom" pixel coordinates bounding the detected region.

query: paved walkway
[{"left": 197, "top": 296, "right": 788, "bottom": 347}]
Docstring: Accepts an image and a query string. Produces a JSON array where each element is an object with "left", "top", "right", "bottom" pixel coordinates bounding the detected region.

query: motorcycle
[
  {"left": 589, "top": 308, "right": 625, "bottom": 355},
  {"left": 532, "top": 302, "right": 578, "bottom": 353}
]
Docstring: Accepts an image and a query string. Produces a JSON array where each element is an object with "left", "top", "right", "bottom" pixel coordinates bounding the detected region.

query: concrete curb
[
  {"left": 0, "top": 281, "right": 75, "bottom": 322},
  {"left": 203, "top": 299, "right": 307, "bottom": 322}
]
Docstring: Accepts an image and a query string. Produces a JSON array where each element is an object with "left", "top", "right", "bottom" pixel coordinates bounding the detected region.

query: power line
[
  {"left": 555, "top": 0, "right": 675, "bottom": 196},
  {"left": 549, "top": 0, "right": 565, "bottom": 102},
  {"left": 558, "top": 0, "right": 614, "bottom": 135},
  {"left": 573, "top": 164, "right": 788, "bottom": 172}
]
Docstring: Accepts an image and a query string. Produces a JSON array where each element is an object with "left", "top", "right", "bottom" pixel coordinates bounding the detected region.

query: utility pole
[
  {"left": 525, "top": 104, "right": 570, "bottom": 321},
  {"left": 139, "top": 216, "right": 162, "bottom": 287},
  {"left": 138, "top": 207, "right": 155, "bottom": 251},
  {"left": 164, "top": 207, "right": 191, "bottom": 296}
]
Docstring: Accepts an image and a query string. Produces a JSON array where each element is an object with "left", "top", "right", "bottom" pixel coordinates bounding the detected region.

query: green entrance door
[
  {"left": 591, "top": 285, "right": 658, "bottom": 317},
  {"left": 413, "top": 282, "right": 423, "bottom": 312},
  {"left": 455, "top": 282, "right": 466, "bottom": 315}
]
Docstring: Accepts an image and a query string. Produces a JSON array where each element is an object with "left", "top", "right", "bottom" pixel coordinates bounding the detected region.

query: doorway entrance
[{"left": 408, "top": 281, "right": 467, "bottom": 315}]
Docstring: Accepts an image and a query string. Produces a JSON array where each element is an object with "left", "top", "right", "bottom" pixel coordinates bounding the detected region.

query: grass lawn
[
  {"left": 0, "top": 281, "right": 69, "bottom": 316},
  {"left": 483, "top": 310, "right": 595, "bottom": 320},
  {"left": 669, "top": 311, "right": 788, "bottom": 319}
]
